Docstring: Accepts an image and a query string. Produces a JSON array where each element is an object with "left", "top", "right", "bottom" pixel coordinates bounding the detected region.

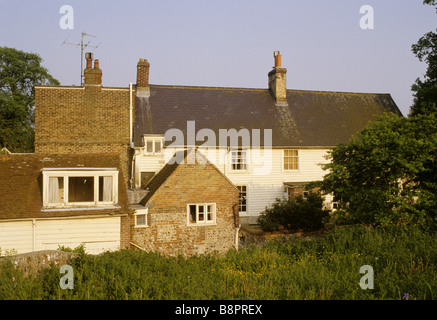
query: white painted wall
[
  {"left": 0, "top": 216, "right": 121, "bottom": 256},
  {"left": 134, "top": 147, "right": 331, "bottom": 224}
]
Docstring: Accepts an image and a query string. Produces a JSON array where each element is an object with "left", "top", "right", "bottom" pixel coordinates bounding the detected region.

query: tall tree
[
  {"left": 0, "top": 47, "right": 59, "bottom": 152},
  {"left": 410, "top": 0, "right": 437, "bottom": 116},
  {"left": 320, "top": 113, "right": 437, "bottom": 230}
]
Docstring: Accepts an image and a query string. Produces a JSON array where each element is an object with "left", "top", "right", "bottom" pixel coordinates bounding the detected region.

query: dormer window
[
  {"left": 42, "top": 169, "right": 118, "bottom": 209},
  {"left": 143, "top": 135, "right": 164, "bottom": 155}
]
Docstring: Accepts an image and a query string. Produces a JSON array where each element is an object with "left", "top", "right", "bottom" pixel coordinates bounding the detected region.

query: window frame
[
  {"left": 143, "top": 135, "right": 164, "bottom": 155},
  {"left": 134, "top": 208, "right": 149, "bottom": 228},
  {"left": 230, "top": 148, "right": 248, "bottom": 172},
  {"left": 187, "top": 203, "right": 216, "bottom": 226},
  {"left": 236, "top": 185, "right": 248, "bottom": 215},
  {"left": 283, "top": 149, "right": 299, "bottom": 171},
  {"left": 42, "top": 169, "right": 119, "bottom": 209}
]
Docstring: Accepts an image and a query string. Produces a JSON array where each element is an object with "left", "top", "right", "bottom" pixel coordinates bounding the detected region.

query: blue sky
[{"left": 0, "top": 0, "right": 435, "bottom": 116}]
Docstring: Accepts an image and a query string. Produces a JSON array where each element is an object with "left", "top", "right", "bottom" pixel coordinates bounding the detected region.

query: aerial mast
[{"left": 63, "top": 31, "right": 101, "bottom": 85}]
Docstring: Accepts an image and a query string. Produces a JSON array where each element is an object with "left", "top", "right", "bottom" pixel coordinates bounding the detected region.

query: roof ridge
[
  {"left": 149, "top": 84, "right": 391, "bottom": 96},
  {"left": 149, "top": 84, "right": 268, "bottom": 92}
]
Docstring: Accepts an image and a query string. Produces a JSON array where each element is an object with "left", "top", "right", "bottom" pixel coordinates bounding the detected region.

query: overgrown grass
[{"left": 0, "top": 225, "right": 435, "bottom": 300}]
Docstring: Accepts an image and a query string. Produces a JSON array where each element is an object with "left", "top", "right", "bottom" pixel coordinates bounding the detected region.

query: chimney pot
[
  {"left": 268, "top": 51, "right": 287, "bottom": 105},
  {"left": 85, "top": 52, "right": 94, "bottom": 69},
  {"left": 94, "top": 59, "right": 99, "bottom": 69},
  {"left": 275, "top": 54, "right": 281, "bottom": 68}
]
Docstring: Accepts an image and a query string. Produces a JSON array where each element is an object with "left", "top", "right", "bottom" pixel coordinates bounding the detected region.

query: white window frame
[
  {"left": 283, "top": 149, "right": 299, "bottom": 171},
  {"left": 42, "top": 169, "right": 118, "bottom": 209},
  {"left": 134, "top": 208, "right": 149, "bottom": 228},
  {"left": 143, "top": 135, "right": 164, "bottom": 155},
  {"left": 236, "top": 185, "right": 248, "bottom": 215},
  {"left": 187, "top": 203, "right": 216, "bottom": 226},
  {"left": 230, "top": 148, "right": 248, "bottom": 172}
]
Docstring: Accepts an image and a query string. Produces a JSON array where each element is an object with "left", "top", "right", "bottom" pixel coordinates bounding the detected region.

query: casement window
[
  {"left": 42, "top": 169, "right": 118, "bottom": 208},
  {"left": 143, "top": 136, "right": 164, "bottom": 155},
  {"left": 134, "top": 208, "right": 148, "bottom": 227},
  {"left": 283, "top": 149, "right": 299, "bottom": 171},
  {"left": 187, "top": 203, "right": 216, "bottom": 225},
  {"left": 231, "top": 148, "right": 247, "bottom": 171},
  {"left": 236, "top": 185, "right": 247, "bottom": 214}
]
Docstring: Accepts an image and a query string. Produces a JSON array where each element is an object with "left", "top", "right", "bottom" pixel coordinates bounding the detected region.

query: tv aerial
[{"left": 63, "top": 31, "right": 101, "bottom": 85}]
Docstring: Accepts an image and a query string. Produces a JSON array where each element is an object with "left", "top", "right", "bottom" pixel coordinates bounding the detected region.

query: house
[
  {"left": 131, "top": 149, "right": 240, "bottom": 256},
  {"left": 34, "top": 51, "right": 402, "bottom": 227},
  {"left": 131, "top": 52, "right": 402, "bottom": 224},
  {"left": 0, "top": 153, "right": 130, "bottom": 255}
]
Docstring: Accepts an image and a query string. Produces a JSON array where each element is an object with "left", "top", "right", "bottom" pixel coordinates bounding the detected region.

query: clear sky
[{"left": 1, "top": 0, "right": 435, "bottom": 116}]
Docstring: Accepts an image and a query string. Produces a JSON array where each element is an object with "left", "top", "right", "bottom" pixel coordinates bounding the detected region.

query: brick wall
[
  {"left": 34, "top": 86, "right": 133, "bottom": 249},
  {"left": 34, "top": 86, "right": 133, "bottom": 186},
  {"left": 131, "top": 154, "right": 239, "bottom": 257}
]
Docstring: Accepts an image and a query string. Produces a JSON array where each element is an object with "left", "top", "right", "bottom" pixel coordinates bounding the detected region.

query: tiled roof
[
  {"left": 0, "top": 153, "right": 129, "bottom": 220},
  {"left": 139, "top": 149, "right": 238, "bottom": 206},
  {"left": 138, "top": 150, "right": 187, "bottom": 206},
  {"left": 134, "top": 85, "right": 402, "bottom": 147}
]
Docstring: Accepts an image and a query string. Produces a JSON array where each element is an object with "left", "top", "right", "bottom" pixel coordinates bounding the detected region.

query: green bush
[
  {"left": 0, "top": 225, "right": 436, "bottom": 300},
  {"left": 258, "top": 192, "right": 330, "bottom": 232}
]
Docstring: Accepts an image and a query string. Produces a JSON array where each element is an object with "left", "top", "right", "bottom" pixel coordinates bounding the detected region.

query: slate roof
[
  {"left": 134, "top": 85, "right": 401, "bottom": 148},
  {"left": 0, "top": 153, "right": 129, "bottom": 220}
]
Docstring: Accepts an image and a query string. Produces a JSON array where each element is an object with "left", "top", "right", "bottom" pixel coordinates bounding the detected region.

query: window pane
[
  {"left": 99, "top": 176, "right": 113, "bottom": 202},
  {"left": 154, "top": 141, "right": 161, "bottom": 153},
  {"left": 136, "top": 214, "right": 146, "bottom": 226},
  {"left": 237, "top": 186, "right": 247, "bottom": 213},
  {"left": 284, "top": 150, "right": 298, "bottom": 170},
  {"left": 48, "top": 177, "right": 63, "bottom": 203},
  {"left": 146, "top": 140, "right": 153, "bottom": 153},
  {"left": 232, "top": 149, "right": 247, "bottom": 170},
  {"left": 198, "top": 205, "right": 204, "bottom": 221},
  {"left": 68, "top": 177, "right": 94, "bottom": 202},
  {"left": 189, "top": 205, "right": 196, "bottom": 223},
  {"left": 140, "top": 172, "right": 155, "bottom": 189},
  {"left": 207, "top": 205, "right": 214, "bottom": 221}
]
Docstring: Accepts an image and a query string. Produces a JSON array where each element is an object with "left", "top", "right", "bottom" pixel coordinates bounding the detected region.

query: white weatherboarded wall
[
  {"left": 134, "top": 147, "right": 331, "bottom": 224},
  {"left": 0, "top": 216, "right": 121, "bottom": 256}
]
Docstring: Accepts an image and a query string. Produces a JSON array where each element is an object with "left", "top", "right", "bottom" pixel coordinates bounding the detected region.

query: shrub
[{"left": 258, "top": 192, "right": 330, "bottom": 232}]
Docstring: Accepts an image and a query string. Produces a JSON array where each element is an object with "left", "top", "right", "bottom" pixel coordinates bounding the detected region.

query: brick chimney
[
  {"left": 136, "top": 58, "right": 150, "bottom": 97},
  {"left": 84, "top": 52, "right": 102, "bottom": 90},
  {"left": 268, "top": 51, "right": 287, "bottom": 105}
]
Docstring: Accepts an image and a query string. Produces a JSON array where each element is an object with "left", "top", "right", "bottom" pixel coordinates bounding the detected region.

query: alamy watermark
[
  {"left": 164, "top": 121, "right": 273, "bottom": 175},
  {"left": 60, "top": 264, "right": 74, "bottom": 289},
  {"left": 59, "top": 5, "right": 74, "bottom": 30},
  {"left": 359, "top": 265, "right": 374, "bottom": 289},
  {"left": 360, "top": 5, "right": 374, "bottom": 30}
]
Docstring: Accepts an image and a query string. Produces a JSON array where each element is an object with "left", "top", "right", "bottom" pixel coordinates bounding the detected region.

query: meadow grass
[{"left": 0, "top": 224, "right": 435, "bottom": 300}]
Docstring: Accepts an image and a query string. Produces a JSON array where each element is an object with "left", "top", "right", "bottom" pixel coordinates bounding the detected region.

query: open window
[
  {"left": 42, "top": 169, "right": 118, "bottom": 209},
  {"left": 187, "top": 203, "right": 216, "bottom": 225}
]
